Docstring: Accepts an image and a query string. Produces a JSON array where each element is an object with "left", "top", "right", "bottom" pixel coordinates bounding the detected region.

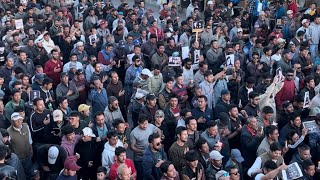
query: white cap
[
  {"left": 141, "top": 68, "right": 153, "bottom": 77},
  {"left": 48, "top": 146, "right": 59, "bottom": 164},
  {"left": 11, "top": 112, "right": 23, "bottom": 121},
  {"left": 237, "top": 28, "right": 243, "bottom": 33},
  {"left": 82, "top": 127, "right": 96, "bottom": 137},
  {"left": 207, "top": 1, "right": 213, "bottom": 5},
  {"left": 209, "top": 150, "right": 224, "bottom": 160},
  {"left": 259, "top": 11, "right": 265, "bottom": 16},
  {"left": 302, "top": 19, "right": 309, "bottom": 24},
  {"left": 52, "top": 109, "right": 63, "bottom": 122},
  {"left": 287, "top": 10, "right": 293, "bottom": 15},
  {"left": 135, "top": 92, "right": 145, "bottom": 99}
]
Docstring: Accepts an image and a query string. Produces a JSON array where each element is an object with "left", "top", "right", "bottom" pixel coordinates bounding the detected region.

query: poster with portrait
[
  {"left": 303, "top": 91, "right": 310, "bottom": 108},
  {"left": 282, "top": 162, "right": 303, "bottom": 180},
  {"left": 168, "top": 56, "right": 181, "bottom": 67},
  {"left": 89, "top": 34, "right": 97, "bottom": 45},
  {"left": 29, "top": 90, "right": 40, "bottom": 105},
  {"left": 194, "top": 50, "right": 200, "bottom": 64},
  {"left": 302, "top": 120, "right": 320, "bottom": 134},
  {"left": 192, "top": 21, "right": 204, "bottom": 32},
  {"left": 226, "top": 54, "right": 235, "bottom": 68},
  {"left": 276, "top": 67, "right": 283, "bottom": 83},
  {"left": 15, "top": 19, "right": 24, "bottom": 30}
]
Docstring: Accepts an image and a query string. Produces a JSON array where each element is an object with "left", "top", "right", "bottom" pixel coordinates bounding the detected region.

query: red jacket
[
  {"left": 109, "top": 159, "right": 136, "bottom": 180},
  {"left": 287, "top": 1, "right": 298, "bottom": 15},
  {"left": 44, "top": 59, "right": 63, "bottom": 87},
  {"left": 275, "top": 79, "right": 296, "bottom": 108}
]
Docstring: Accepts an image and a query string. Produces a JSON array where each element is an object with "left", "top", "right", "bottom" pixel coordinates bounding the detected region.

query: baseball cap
[
  {"left": 282, "top": 49, "right": 290, "bottom": 55},
  {"left": 207, "top": 1, "right": 213, "bottom": 5},
  {"left": 287, "top": 10, "right": 293, "bottom": 15},
  {"left": 0, "top": 41, "right": 5, "bottom": 47},
  {"left": 11, "top": 112, "right": 23, "bottom": 121},
  {"left": 230, "top": 149, "right": 244, "bottom": 163},
  {"left": 237, "top": 28, "right": 243, "bottom": 33},
  {"left": 282, "top": 101, "right": 292, "bottom": 109},
  {"left": 141, "top": 69, "right": 153, "bottom": 77},
  {"left": 69, "top": 62, "right": 77, "bottom": 69},
  {"left": 150, "top": 34, "right": 157, "bottom": 39},
  {"left": 64, "top": 156, "right": 81, "bottom": 171},
  {"left": 118, "top": 11, "right": 124, "bottom": 15},
  {"left": 146, "top": 93, "right": 157, "bottom": 101},
  {"left": 209, "top": 150, "right": 224, "bottom": 160},
  {"left": 135, "top": 92, "right": 145, "bottom": 99},
  {"left": 215, "top": 170, "right": 229, "bottom": 180},
  {"left": 155, "top": 110, "right": 164, "bottom": 117},
  {"left": 60, "top": 72, "right": 68, "bottom": 78},
  {"left": 221, "top": 89, "right": 230, "bottom": 96},
  {"left": 78, "top": 104, "right": 90, "bottom": 112},
  {"left": 52, "top": 109, "right": 63, "bottom": 122},
  {"left": 275, "top": 25, "right": 283, "bottom": 29},
  {"left": 76, "top": 69, "right": 84, "bottom": 75},
  {"left": 98, "top": 19, "right": 106, "bottom": 26},
  {"left": 82, "top": 127, "right": 96, "bottom": 137},
  {"left": 35, "top": 73, "right": 45, "bottom": 81},
  {"left": 302, "top": 19, "right": 309, "bottom": 24},
  {"left": 48, "top": 146, "right": 59, "bottom": 164}
]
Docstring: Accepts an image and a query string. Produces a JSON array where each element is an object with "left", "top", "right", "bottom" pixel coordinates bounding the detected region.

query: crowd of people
[{"left": 1, "top": 0, "right": 320, "bottom": 179}]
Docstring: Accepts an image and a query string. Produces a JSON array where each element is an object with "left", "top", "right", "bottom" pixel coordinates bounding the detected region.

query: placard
[
  {"left": 226, "top": 54, "right": 235, "bottom": 67},
  {"left": 194, "top": 50, "right": 200, "bottom": 64},
  {"left": 168, "top": 56, "right": 181, "bottom": 67},
  {"left": 276, "top": 67, "right": 282, "bottom": 83},
  {"left": 29, "top": 90, "right": 40, "bottom": 105},
  {"left": 127, "top": 53, "right": 135, "bottom": 64},
  {"left": 89, "top": 34, "right": 97, "bottom": 45},
  {"left": 182, "top": 47, "right": 189, "bottom": 60},
  {"left": 15, "top": 19, "right": 24, "bottom": 30},
  {"left": 192, "top": 21, "right": 204, "bottom": 32},
  {"left": 303, "top": 91, "right": 310, "bottom": 108},
  {"left": 282, "top": 162, "right": 303, "bottom": 180},
  {"left": 302, "top": 120, "right": 320, "bottom": 134}
]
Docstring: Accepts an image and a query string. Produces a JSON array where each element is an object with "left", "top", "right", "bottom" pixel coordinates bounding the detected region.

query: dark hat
[
  {"left": 146, "top": 93, "right": 157, "bottom": 101},
  {"left": 76, "top": 69, "right": 84, "bottom": 75},
  {"left": 282, "top": 49, "right": 290, "bottom": 55},
  {"left": 275, "top": 25, "right": 283, "bottom": 29},
  {"left": 0, "top": 41, "right": 5, "bottom": 47},
  {"left": 221, "top": 89, "right": 230, "bottom": 96},
  {"left": 60, "top": 72, "right": 68, "bottom": 78},
  {"left": 150, "top": 34, "right": 157, "bottom": 39},
  {"left": 35, "top": 73, "right": 45, "bottom": 80},
  {"left": 63, "top": 125, "right": 75, "bottom": 135}
]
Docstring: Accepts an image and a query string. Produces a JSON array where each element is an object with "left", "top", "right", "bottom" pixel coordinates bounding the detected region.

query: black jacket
[
  {"left": 74, "top": 139, "right": 103, "bottom": 171},
  {"left": 0, "top": 163, "right": 17, "bottom": 179},
  {"left": 240, "top": 125, "right": 263, "bottom": 168},
  {"left": 37, "top": 144, "right": 67, "bottom": 174}
]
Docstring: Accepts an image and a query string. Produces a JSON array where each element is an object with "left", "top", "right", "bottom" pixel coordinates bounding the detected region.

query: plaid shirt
[{"left": 247, "top": 0, "right": 255, "bottom": 14}]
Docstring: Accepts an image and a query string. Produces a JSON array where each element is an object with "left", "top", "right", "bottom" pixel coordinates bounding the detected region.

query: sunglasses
[{"left": 230, "top": 172, "right": 239, "bottom": 175}]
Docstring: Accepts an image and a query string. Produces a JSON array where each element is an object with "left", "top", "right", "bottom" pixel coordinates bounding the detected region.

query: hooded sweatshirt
[
  {"left": 101, "top": 140, "right": 123, "bottom": 174},
  {"left": 60, "top": 135, "right": 81, "bottom": 156}
]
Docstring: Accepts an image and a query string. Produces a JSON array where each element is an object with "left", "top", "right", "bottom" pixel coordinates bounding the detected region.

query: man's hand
[
  {"left": 155, "top": 160, "right": 164, "bottom": 168},
  {"left": 302, "top": 128, "right": 308, "bottom": 136},
  {"left": 43, "top": 166, "right": 50, "bottom": 172},
  {"left": 236, "top": 124, "right": 242, "bottom": 132},
  {"left": 197, "top": 117, "right": 205, "bottom": 123},
  {"left": 197, "top": 168, "right": 203, "bottom": 180},
  {"left": 118, "top": 90, "right": 125, "bottom": 97},
  {"left": 67, "top": 90, "right": 73, "bottom": 96},
  {"left": 53, "top": 66, "right": 61, "bottom": 72},
  {"left": 43, "top": 118, "right": 50, "bottom": 125}
]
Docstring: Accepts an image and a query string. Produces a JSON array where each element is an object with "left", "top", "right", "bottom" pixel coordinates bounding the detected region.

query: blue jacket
[
  {"left": 143, "top": 146, "right": 167, "bottom": 180},
  {"left": 253, "top": 0, "right": 268, "bottom": 17},
  {"left": 88, "top": 88, "right": 108, "bottom": 116}
]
